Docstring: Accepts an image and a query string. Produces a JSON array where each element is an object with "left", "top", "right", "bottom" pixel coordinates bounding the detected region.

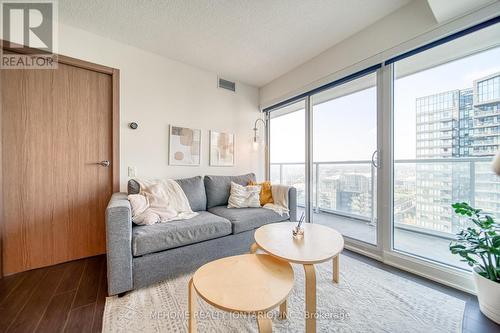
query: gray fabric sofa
[{"left": 105, "top": 173, "right": 297, "bottom": 295}]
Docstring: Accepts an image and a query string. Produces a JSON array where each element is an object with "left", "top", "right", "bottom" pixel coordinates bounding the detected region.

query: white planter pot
[{"left": 473, "top": 267, "right": 500, "bottom": 324}]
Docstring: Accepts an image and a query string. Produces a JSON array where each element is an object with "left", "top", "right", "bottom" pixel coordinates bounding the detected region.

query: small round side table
[
  {"left": 189, "top": 253, "right": 294, "bottom": 333},
  {"left": 251, "top": 222, "right": 344, "bottom": 333}
]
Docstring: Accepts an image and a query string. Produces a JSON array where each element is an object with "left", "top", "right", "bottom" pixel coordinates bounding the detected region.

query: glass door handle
[{"left": 371, "top": 150, "right": 380, "bottom": 168}]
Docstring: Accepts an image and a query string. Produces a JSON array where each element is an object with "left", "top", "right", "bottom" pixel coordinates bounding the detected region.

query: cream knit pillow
[{"left": 227, "top": 181, "right": 261, "bottom": 208}]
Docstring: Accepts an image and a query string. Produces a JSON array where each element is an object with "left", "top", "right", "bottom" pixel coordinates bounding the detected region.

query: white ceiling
[{"left": 58, "top": 0, "right": 411, "bottom": 87}]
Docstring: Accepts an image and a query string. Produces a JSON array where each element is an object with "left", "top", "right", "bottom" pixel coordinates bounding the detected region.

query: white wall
[
  {"left": 260, "top": 0, "right": 500, "bottom": 108},
  {"left": 57, "top": 24, "right": 264, "bottom": 191}
]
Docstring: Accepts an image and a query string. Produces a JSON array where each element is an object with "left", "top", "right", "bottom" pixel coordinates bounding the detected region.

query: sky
[
  {"left": 270, "top": 45, "right": 500, "bottom": 163},
  {"left": 394, "top": 46, "right": 500, "bottom": 159}
]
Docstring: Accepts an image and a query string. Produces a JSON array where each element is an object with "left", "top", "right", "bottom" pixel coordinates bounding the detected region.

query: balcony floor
[{"left": 298, "top": 208, "right": 469, "bottom": 270}]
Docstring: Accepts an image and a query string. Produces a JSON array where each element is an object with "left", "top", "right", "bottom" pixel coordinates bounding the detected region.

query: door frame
[{"left": 0, "top": 41, "right": 120, "bottom": 277}]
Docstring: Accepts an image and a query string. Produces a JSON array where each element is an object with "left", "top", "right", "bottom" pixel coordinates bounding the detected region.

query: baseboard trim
[
  {"left": 382, "top": 250, "right": 476, "bottom": 295},
  {"left": 344, "top": 245, "right": 476, "bottom": 295},
  {"left": 344, "top": 244, "right": 382, "bottom": 261}
]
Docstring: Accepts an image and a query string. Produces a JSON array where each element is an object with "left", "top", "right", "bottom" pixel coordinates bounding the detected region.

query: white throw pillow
[{"left": 227, "top": 181, "right": 261, "bottom": 208}]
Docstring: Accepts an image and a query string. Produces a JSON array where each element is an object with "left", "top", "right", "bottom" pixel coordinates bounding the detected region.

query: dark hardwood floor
[
  {"left": 0, "top": 256, "right": 106, "bottom": 333},
  {"left": 0, "top": 252, "right": 499, "bottom": 333}
]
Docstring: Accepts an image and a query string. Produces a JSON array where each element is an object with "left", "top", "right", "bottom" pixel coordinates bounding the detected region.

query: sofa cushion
[
  {"left": 128, "top": 176, "right": 207, "bottom": 212},
  {"left": 174, "top": 176, "right": 207, "bottom": 211},
  {"left": 204, "top": 173, "right": 256, "bottom": 209},
  {"left": 208, "top": 206, "right": 289, "bottom": 234},
  {"left": 132, "top": 211, "right": 231, "bottom": 256}
]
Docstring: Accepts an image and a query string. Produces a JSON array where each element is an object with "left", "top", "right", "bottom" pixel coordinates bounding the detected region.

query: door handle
[
  {"left": 97, "top": 160, "right": 110, "bottom": 167},
  {"left": 371, "top": 150, "right": 380, "bottom": 169}
]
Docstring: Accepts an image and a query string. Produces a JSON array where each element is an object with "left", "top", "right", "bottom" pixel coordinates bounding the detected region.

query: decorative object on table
[
  {"left": 293, "top": 212, "right": 305, "bottom": 239},
  {"left": 129, "top": 122, "right": 138, "bottom": 129},
  {"left": 169, "top": 125, "right": 201, "bottom": 166},
  {"left": 252, "top": 117, "right": 266, "bottom": 150},
  {"left": 449, "top": 202, "right": 500, "bottom": 324},
  {"left": 209, "top": 130, "right": 234, "bottom": 166}
]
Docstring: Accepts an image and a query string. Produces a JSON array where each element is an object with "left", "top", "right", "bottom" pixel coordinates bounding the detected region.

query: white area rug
[{"left": 103, "top": 255, "right": 465, "bottom": 332}]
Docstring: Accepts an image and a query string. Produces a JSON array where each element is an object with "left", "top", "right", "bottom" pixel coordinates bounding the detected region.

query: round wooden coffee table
[
  {"left": 188, "top": 254, "right": 294, "bottom": 333},
  {"left": 251, "top": 222, "right": 344, "bottom": 333}
]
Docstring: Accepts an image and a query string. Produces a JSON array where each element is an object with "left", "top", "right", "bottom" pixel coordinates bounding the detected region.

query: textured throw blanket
[
  {"left": 263, "top": 184, "right": 289, "bottom": 216},
  {"left": 128, "top": 179, "right": 197, "bottom": 225}
]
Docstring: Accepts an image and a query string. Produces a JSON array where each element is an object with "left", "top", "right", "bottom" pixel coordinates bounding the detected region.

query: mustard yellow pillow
[{"left": 248, "top": 181, "right": 274, "bottom": 206}]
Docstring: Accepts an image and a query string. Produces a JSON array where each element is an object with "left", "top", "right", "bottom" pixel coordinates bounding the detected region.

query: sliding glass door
[
  {"left": 265, "top": 17, "right": 500, "bottom": 289},
  {"left": 392, "top": 22, "right": 500, "bottom": 269},
  {"left": 267, "top": 71, "right": 380, "bottom": 250},
  {"left": 311, "top": 72, "right": 378, "bottom": 245}
]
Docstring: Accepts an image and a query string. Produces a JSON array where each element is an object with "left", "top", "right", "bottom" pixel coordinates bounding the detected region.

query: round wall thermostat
[{"left": 129, "top": 122, "right": 138, "bottom": 130}]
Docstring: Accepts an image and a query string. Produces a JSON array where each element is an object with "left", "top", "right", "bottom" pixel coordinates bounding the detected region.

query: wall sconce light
[{"left": 253, "top": 118, "right": 266, "bottom": 150}]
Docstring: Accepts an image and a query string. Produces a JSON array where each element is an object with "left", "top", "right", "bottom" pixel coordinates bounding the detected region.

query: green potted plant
[{"left": 449, "top": 202, "right": 500, "bottom": 323}]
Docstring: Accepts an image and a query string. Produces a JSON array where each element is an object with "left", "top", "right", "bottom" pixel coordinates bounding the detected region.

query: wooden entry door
[{"left": 1, "top": 57, "right": 119, "bottom": 275}]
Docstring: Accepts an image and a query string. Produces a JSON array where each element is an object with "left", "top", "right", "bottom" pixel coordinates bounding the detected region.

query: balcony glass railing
[
  {"left": 270, "top": 161, "right": 374, "bottom": 222},
  {"left": 270, "top": 157, "right": 496, "bottom": 239}
]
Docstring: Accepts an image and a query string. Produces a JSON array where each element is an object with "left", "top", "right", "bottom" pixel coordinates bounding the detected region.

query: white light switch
[{"left": 128, "top": 166, "right": 137, "bottom": 178}]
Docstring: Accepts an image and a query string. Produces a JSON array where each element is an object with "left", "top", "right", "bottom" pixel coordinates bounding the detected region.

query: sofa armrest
[
  {"left": 105, "top": 192, "right": 133, "bottom": 295},
  {"left": 288, "top": 187, "right": 297, "bottom": 222}
]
